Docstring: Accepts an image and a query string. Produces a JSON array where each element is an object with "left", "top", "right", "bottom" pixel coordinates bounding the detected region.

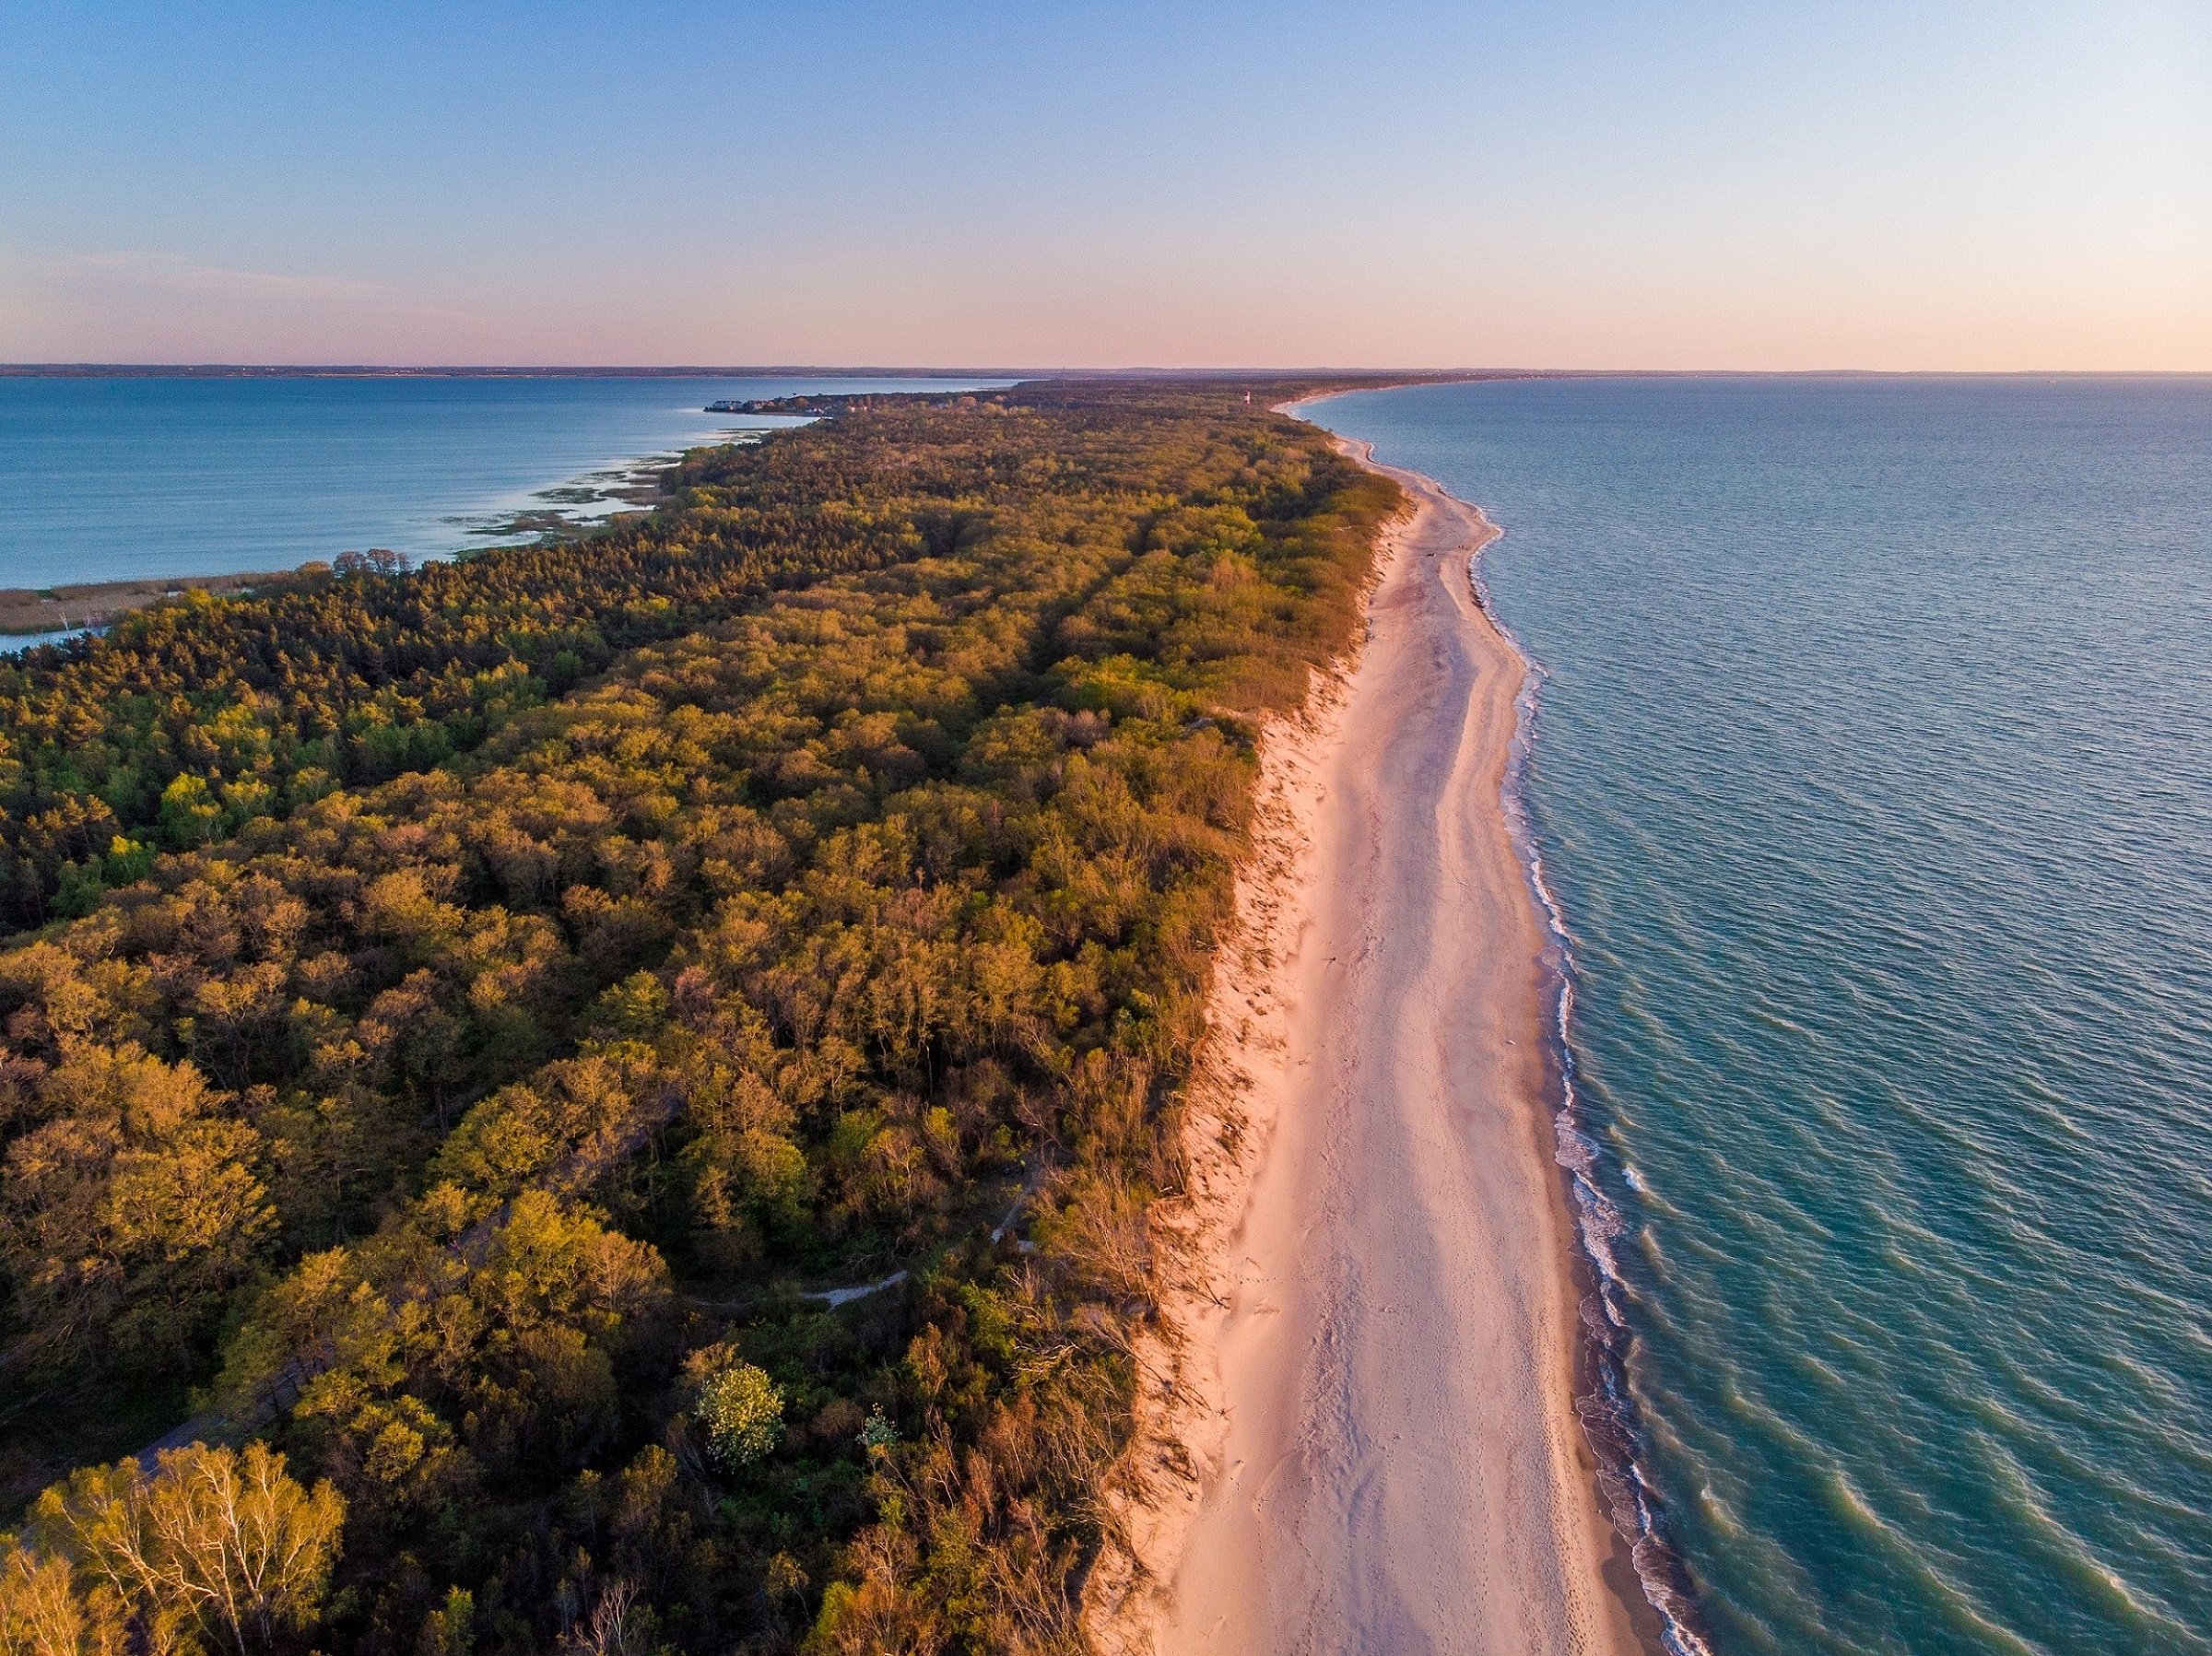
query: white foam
[{"left": 1472, "top": 525, "right": 1717, "bottom": 1656}]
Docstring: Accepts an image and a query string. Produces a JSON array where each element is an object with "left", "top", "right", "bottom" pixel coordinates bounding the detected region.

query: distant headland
[{"left": 0, "top": 363, "right": 1039, "bottom": 379}]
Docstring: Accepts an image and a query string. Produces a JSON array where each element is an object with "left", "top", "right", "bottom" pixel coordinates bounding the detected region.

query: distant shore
[
  {"left": 0, "top": 459, "right": 680, "bottom": 640},
  {"left": 0, "top": 570, "right": 288, "bottom": 637},
  {"left": 1091, "top": 429, "right": 1656, "bottom": 1654},
  {"left": 0, "top": 364, "right": 1036, "bottom": 380}
]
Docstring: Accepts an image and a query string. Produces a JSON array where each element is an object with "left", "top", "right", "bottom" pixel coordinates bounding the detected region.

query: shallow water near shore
[
  {"left": 1308, "top": 377, "right": 2212, "bottom": 1656},
  {"left": 0, "top": 372, "right": 1005, "bottom": 597}
]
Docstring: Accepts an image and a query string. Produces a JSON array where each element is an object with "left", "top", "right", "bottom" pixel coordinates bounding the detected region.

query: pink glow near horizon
[{"left": 2, "top": 3, "right": 2206, "bottom": 372}]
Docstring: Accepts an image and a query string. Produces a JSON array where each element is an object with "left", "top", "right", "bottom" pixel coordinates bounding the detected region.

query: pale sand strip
[{"left": 1085, "top": 439, "right": 1652, "bottom": 1656}]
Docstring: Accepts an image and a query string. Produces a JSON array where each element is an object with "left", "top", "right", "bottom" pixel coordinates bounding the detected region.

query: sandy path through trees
[{"left": 1151, "top": 444, "right": 1649, "bottom": 1656}]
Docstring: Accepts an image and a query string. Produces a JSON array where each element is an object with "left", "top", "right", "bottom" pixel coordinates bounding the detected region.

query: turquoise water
[
  {"left": 0, "top": 373, "right": 1004, "bottom": 594},
  {"left": 1309, "top": 379, "right": 2212, "bottom": 1656}
]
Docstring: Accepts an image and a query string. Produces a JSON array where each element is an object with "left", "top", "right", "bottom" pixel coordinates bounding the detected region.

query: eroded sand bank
[{"left": 1088, "top": 440, "right": 1650, "bottom": 1656}]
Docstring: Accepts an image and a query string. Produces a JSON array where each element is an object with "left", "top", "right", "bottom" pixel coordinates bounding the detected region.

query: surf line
[{"left": 1470, "top": 516, "right": 1715, "bottom": 1656}]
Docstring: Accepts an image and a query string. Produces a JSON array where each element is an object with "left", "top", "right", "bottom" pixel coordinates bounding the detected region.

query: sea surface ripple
[
  {"left": 1312, "top": 377, "right": 2212, "bottom": 1656},
  {"left": 0, "top": 373, "right": 1005, "bottom": 594}
]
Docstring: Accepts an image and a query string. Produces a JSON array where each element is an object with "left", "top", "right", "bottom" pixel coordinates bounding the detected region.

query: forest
[{"left": 0, "top": 380, "right": 1402, "bottom": 1654}]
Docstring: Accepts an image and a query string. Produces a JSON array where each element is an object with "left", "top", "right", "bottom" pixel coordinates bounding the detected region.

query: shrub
[{"left": 694, "top": 1353, "right": 784, "bottom": 1469}]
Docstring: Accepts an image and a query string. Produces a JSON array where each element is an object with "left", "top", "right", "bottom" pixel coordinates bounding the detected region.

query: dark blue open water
[
  {"left": 0, "top": 373, "right": 1004, "bottom": 597},
  {"left": 1310, "top": 379, "right": 2212, "bottom": 1656}
]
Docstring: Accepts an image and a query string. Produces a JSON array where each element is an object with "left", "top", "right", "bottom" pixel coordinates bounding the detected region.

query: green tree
[
  {"left": 1, "top": 380, "right": 1406, "bottom": 1652},
  {"left": 157, "top": 775, "right": 223, "bottom": 851},
  {"left": 688, "top": 1349, "right": 783, "bottom": 1469},
  {"left": 0, "top": 1540, "right": 124, "bottom": 1656},
  {"left": 18, "top": 1442, "right": 345, "bottom": 1655}
]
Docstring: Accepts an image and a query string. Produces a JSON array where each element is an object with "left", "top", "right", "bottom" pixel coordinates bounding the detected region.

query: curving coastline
[
  {"left": 1088, "top": 422, "right": 1665, "bottom": 1655},
  {"left": 1465, "top": 482, "right": 1714, "bottom": 1656}
]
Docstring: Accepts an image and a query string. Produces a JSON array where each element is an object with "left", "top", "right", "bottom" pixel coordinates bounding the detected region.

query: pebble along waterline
[{"left": 1308, "top": 376, "right": 2212, "bottom": 1656}]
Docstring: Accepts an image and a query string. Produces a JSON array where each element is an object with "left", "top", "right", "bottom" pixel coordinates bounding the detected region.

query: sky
[{"left": 1, "top": 1, "right": 2206, "bottom": 370}]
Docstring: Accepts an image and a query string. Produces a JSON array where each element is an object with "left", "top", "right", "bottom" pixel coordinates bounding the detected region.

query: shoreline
[
  {"left": 0, "top": 452, "right": 678, "bottom": 642},
  {"left": 0, "top": 388, "right": 822, "bottom": 609},
  {"left": 1086, "top": 417, "right": 1662, "bottom": 1654},
  {"left": 0, "top": 571, "right": 285, "bottom": 638},
  {"left": 1300, "top": 393, "right": 1706, "bottom": 1655},
  {"left": 1464, "top": 476, "right": 1713, "bottom": 1656},
  {"left": 0, "top": 455, "right": 681, "bottom": 643}
]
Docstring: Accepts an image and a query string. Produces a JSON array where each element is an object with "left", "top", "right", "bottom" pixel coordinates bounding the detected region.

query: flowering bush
[{"left": 695, "top": 1357, "right": 783, "bottom": 1469}]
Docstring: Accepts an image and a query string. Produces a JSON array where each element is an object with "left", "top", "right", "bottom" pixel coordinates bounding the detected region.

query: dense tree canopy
[{"left": 0, "top": 381, "right": 1401, "bottom": 1654}]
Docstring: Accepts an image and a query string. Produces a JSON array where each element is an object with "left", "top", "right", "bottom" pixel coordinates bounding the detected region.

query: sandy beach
[{"left": 1092, "top": 437, "right": 1652, "bottom": 1655}]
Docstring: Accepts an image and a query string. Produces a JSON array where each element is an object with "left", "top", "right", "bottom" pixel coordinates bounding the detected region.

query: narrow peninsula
[{"left": 0, "top": 380, "right": 1645, "bottom": 1656}]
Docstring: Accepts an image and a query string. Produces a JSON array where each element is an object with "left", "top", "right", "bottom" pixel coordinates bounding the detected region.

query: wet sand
[{"left": 1095, "top": 439, "right": 1650, "bottom": 1656}]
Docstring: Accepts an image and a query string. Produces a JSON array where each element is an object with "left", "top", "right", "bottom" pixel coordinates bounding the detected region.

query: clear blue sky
[{"left": 2, "top": 1, "right": 2206, "bottom": 368}]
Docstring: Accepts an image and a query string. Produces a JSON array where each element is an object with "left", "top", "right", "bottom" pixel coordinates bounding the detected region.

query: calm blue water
[
  {"left": 1309, "top": 379, "right": 2212, "bottom": 1656},
  {"left": 0, "top": 374, "right": 1005, "bottom": 594}
]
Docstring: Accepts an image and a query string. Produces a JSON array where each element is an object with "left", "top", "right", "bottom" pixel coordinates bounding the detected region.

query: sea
[
  {"left": 0, "top": 373, "right": 1006, "bottom": 618},
  {"left": 1308, "top": 378, "right": 2212, "bottom": 1656},
  {"left": 7, "top": 371, "right": 2206, "bottom": 1651}
]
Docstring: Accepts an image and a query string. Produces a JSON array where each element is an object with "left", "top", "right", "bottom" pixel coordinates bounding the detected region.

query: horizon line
[{"left": 4, "top": 363, "right": 2209, "bottom": 381}]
